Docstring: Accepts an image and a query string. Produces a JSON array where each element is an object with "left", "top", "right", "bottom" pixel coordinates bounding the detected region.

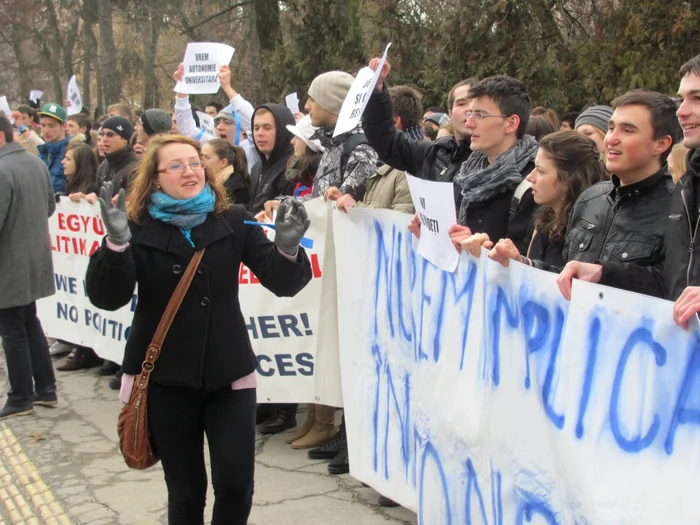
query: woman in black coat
[
  {"left": 460, "top": 131, "right": 606, "bottom": 267},
  {"left": 86, "top": 134, "right": 311, "bottom": 525}
]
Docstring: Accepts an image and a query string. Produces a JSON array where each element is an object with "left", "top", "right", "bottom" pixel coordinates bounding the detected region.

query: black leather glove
[{"left": 274, "top": 198, "right": 310, "bottom": 256}]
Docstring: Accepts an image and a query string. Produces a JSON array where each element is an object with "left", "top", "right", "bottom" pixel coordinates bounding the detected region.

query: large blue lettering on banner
[{"left": 334, "top": 208, "right": 700, "bottom": 525}]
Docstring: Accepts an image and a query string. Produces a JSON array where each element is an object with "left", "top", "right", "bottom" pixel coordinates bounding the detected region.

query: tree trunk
[
  {"left": 97, "top": 0, "right": 121, "bottom": 106},
  {"left": 82, "top": 24, "right": 94, "bottom": 110},
  {"left": 141, "top": 5, "right": 160, "bottom": 109},
  {"left": 247, "top": 2, "right": 263, "bottom": 104}
]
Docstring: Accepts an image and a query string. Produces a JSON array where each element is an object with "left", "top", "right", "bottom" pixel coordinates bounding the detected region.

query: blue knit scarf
[{"left": 148, "top": 184, "right": 216, "bottom": 247}]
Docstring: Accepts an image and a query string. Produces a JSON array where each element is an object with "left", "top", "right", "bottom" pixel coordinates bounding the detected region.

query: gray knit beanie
[
  {"left": 307, "top": 71, "right": 355, "bottom": 116},
  {"left": 575, "top": 105, "right": 613, "bottom": 134},
  {"left": 141, "top": 109, "right": 172, "bottom": 137}
]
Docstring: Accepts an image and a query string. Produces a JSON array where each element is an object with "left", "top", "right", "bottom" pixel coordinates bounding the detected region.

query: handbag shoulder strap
[{"left": 135, "top": 248, "right": 205, "bottom": 390}]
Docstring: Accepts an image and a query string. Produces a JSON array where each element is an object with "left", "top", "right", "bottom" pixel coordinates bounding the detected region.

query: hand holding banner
[
  {"left": 174, "top": 43, "right": 236, "bottom": 95},
  {"left": 285, "top": 92, "right": 300, "bottom": 115}
]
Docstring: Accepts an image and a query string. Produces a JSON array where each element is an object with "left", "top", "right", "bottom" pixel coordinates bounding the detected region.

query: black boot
[
  {"left": 328, "top": 442, "right": 349, "bottom": 474},
  {"left": 259, "top": 404, "right": 297, "bottom": 434}
]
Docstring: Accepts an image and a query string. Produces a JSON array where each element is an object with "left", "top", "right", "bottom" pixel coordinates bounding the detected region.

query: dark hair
[
  {"left": 611, "top": 89, "right": 681, "bottom": 162},
  {"left": 424, "top": 106, "right": 444, "bottom": 115},
  {"left": 68, "top": 114, "right": 93, "bottom": 145},
  {"left": 680, "top": 55, "right": 700, "bottom": 78},
  {"left": 561, "top": 111, "right": 580, "bottom": 127},
  {"left": 422, "top": 123, "right": 438, "bottom": 141},
  {"left": 468, "top": 75, "right": 532, "bottom": 138},
  {"left": 0, "top": 116, "right": 14, "bottom": 143},
  {"left": 534, "top": 131, "right": 606, "bottom": 243},
  {"left": 526, "top": 115, "right": 556, "bottom": 142},
  {"left": 206, "top": 101, "right": 223, "bottom": 113},
  {"left": 447, "top": 78, "right": 479, "bottom": 110},
  {"left": 65, "top": 143, "right": 98, "bottom": 194},
  {"left": 17, "top": 105, "right": 39, "bottom": 125},
  {"left": 286, "top": 144, "right": 322, "bottom": 188},
  {"left": 389, "top": 85, "right": 424, "bottom": 129},
  {"left": 531, "top": 106, "right": 560, "bottom": 129},
  {"left": 132, "top": 109, "right": 144, "bottom": 127},
  {"left": 107, "top": 103, "right": 133, "bottom": 122},
  {"left": 205, "top": 139, "right": 250, "bottom": 186}
]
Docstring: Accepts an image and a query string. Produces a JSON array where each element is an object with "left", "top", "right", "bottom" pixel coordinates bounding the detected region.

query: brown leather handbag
[{"left": 117, "top": 248, "right": 206, "bottom": 470}]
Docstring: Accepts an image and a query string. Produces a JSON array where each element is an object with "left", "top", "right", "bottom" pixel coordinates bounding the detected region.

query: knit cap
[
  {"left": 101, "top": 116, "right": 133, "bottom": 142},
  {"left": 141, "top": 109, "right": 172, "bottom": 137},
  {"left": 307, "top": 71, "right": 355, "bottom": 116},
  {"left": 575, "top": 105, "right": 613, "bottom": 134},
  {"left": 425, "top": 113, "right": 449, "bottom": 126}
]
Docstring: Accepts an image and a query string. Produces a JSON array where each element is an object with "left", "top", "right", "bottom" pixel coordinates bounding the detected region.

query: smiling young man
[
  {"left": 561, "top": 56, "right": 700, "bottom": 321},
  {"left": 37, "top": 103, "right": 70, "bottom": 193},
  {"left": 553, "top": 90, "right": 678, "bottom": 299}
]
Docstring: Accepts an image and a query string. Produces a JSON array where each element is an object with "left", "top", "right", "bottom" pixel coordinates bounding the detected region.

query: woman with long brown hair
[
  {"left": 86, "top": 134, "right": 312, "bottom": 525},
  {"left": 461, "top": 131, "right": 606, "bottom": 267},
  {"left": 201, "top": 138, "right": 250, "bottom": 205}
]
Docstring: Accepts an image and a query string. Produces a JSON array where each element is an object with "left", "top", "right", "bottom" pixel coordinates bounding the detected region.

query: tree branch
[{"left": 181, "top": 0, "right": 252, "bottom": 34}]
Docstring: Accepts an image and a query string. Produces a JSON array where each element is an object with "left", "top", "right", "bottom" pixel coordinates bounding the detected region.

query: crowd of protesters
[{"left": 2, "top": 48, "right": 700, "bottom": 524}]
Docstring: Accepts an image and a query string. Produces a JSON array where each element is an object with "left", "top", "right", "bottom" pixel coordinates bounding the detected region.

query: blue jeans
[
  {"left": 0, "top": 302, "right": 56, "bottom": 407},
  {"left": 148, "top": 383, "right": 256, "bottom": 525}
]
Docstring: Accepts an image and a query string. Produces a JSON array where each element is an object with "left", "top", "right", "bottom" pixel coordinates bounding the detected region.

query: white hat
[{"left": 286, "top": 115, "right": 325, "bottom": 153}]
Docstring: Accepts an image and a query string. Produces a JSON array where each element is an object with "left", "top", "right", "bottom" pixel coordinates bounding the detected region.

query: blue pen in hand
[{"left": 243, "top": 221, "right": 314, "bottom": 250}]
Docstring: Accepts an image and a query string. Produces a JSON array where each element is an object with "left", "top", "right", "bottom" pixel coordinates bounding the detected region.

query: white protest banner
[
  {"left": 29, "top": 90, "right": 43, "bottom": 104},
  {"left": 174, "top": 43, "right": 235, "bottom": 95},
  {"left": 406, "top": 175, "right": 458, "bottom": 272},
  {"left": 37, "top": 198, "right": 342, "bottom": 405},
  {"left": 334, "top": 43, "right": 392, "bottom": 137},
  {"left": 66, "top": 75, "right": 82, "bottom": 115},
  {"left": 333, "top": 206, "right": 700, "bottom": 524},
  {"left": 0, "top": 96, "right": 12, "bottom": 121},
  {"left": 285, "top": 92, "right": 300, "bottom": 115},
  {"left": 36, "top": 199, "right": 134, "bottom": 364},
  {"left": 196, "top": 111, "right": 215, "bottom": 134}
]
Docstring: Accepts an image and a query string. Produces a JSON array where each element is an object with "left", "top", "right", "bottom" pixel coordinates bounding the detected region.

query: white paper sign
[
  {"left": 197, "top": 111, "right": 215, "bottom": 134},
  {"left": 285, "top": 92, "right": 300, "bottom": 115},
  {"left": 66, "top": 75, "right": 82, "bottom": 115},
  {"left": 405, "top": 175, "right": 459, "bottom": 272},
  {"left": 174, "top": 43, "right": 235, "bottom": 95},
  {"left": 0, "top": 96, "right": 11, "bottom": 121},
  {"left": 334, "top": 43, "right": 392, "bottom": 137},
  {"left": 29, "top": 90, "right": 43, "bottom": 104}
]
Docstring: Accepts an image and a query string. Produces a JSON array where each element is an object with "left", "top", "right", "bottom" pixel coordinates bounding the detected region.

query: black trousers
[
  {"left": 148, "top": 383, "right": 256, "bottom": 525},
  {"left": 0, "top": 302, "right": 55, "bottom": 407}
]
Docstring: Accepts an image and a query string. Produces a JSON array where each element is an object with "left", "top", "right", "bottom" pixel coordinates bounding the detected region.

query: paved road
[{"left": 0, "top": 351, "right": 417, "bottom": 525}]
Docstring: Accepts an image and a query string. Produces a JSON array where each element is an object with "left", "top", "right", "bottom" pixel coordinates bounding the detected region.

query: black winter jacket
[
  {"left": 362, "top": 84, "right": 471, "bottom": 208},
  {"left": 96, "top": 145, "right": 139, "bottom": 193},
  {"left": 86, "top": 205, "right": 312, "bottom": 390},
  {"left": 534, "top": 168, "right": 674, "bottom": 298},
  {"left": 664, "top": 151, "right": 700, "bottom": 300},
  {"left": 524, "top": 223, "right": 566, "bottom": 269}
]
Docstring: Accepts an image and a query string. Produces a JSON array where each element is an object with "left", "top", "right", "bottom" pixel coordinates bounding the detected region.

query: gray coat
[{"left": 0, "top": 142, "right": 56, "bottom": 309}]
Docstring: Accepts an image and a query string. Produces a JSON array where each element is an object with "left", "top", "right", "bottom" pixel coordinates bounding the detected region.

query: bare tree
[{"left": 98, "top": 0, "right": 122, "bottom": 105}]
